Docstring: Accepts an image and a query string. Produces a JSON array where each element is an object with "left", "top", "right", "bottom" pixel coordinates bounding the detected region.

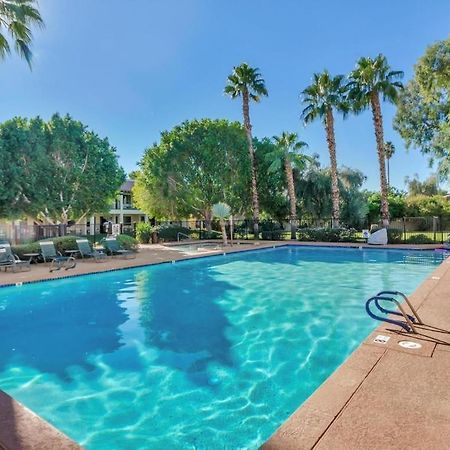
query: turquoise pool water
[{"left": 0, "top": 246, "right": 444, "bottom": 449}]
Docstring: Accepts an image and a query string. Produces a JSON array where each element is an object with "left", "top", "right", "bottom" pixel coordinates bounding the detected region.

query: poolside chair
[
  {"left": 76, "top": 239, "right": 107, "bottom": 262},
  {"left": 39, "top": 241, "right": 77, "bottom": 272},
  {"left": 104, "top": 237, "right": 135, "bottom": 259},
  {"left": 0, "top": 244, "right": 31, "bottom": 272}
]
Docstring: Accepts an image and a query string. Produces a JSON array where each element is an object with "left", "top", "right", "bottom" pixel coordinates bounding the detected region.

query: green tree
[
  {"left": 225, "top": 63, "right": 268, "bottom": 238},
  {"left": 347, "top": 55, "right": 403, "bottom": 226},
  {"left": 384, "top": 141, "right": 395, "bottom": 187},
  {"left": 135, "top": 119, "right": 251, "bottom": 229},
  {"left": 394, "top": 37, "right": 450, "bottom": 176},
  {"left": 0, "top": 116, "right": 49, "bottom": 218},
  {"left": 266, "top": 132, "right": 309, "bottom": 238},
  {"left": 0, "top": 0, "right": 44, "bottom": 67},
  {"left": 404, "top": 173, "right": 445, "bottom": 196},
  {"left": 301, "top": 70, "right": 348, "bottom": 228},
  {"left": 254, "top": 138, "right": 290, "bottom": 222},
  {"left": 0, "top": 114, "right": 125, "bottom": 222},
  {"left": 42, "top": 114, "right": 125, "bottom": 223},
  {"left": 366, "top": 190, "right": 406, "bottom": 224},
  {"left": 405, "top": 195, "right": 450, "bottom": 216}
]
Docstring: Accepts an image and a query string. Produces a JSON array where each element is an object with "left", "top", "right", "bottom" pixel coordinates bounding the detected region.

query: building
[{"left": 90, "top": 180, "right": 150, "bottom": 234}]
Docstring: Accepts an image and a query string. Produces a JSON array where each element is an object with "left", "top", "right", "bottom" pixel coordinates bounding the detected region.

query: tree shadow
[
  {"left": 0, "top": 277, "right": 129, "bottom": 380},
  {"left": 137, "top": 263, "right": 238, "bottom": 386}
]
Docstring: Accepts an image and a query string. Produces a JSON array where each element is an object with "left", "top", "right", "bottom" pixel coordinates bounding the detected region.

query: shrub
[
  {"left": 136, "top": 222, "right": 152, "bottom": 244},
  {"left": 405, "top": 234, "right": 434, "bottom": 244},
  {"left": 12, "top": 235, "right": 83, "bottom": 260},
  {"left": 158, "top": 225, "right": 190, "bottom": 242},
  {"left": 115, "top": 234, "right": 139, "bottom": 251},
  {"left": 387, "top": 228, "right": 403, "bottom": 244},
  {"left": 259, "top": 220, "right": 285, "bottom": 240},
  {"left": 297, "top": 227, "right": 358, "bottom": 242}
]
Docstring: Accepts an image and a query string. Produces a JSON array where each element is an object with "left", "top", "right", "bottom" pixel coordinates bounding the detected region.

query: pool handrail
[{"left": 365, "top": 293, "right": 419, "bottom": 333}]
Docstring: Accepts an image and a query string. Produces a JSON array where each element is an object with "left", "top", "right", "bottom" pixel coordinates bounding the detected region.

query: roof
[{"left": 120, "top": 179, "right": 135, "bottom": 192}]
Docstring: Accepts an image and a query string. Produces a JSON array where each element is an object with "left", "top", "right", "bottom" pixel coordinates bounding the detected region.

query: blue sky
[{"left": 0, "top": 0, "right": 449, "bottom": 190}]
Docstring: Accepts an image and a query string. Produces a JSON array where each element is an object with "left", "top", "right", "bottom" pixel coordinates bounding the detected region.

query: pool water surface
[{"left": 0, "top": 246, "right": 444, "bottom": 449}]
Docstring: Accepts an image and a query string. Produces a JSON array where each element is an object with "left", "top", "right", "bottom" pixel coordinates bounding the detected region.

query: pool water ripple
[{"left": 0, "top": 246, "right": 444, "bottom": 449}]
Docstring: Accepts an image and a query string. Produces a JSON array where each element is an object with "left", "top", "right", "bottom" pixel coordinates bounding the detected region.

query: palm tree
[
  {"left": 347, "top": 55, "right": 403, "bottom": 227},
  {"left": 212, "top": 202, "right": 231, "bottom": 246},
  {"left": 301, "top": 71, "right": 348, "bottom": 228},
  {"left": 0, "top": 0, "right": 44, "bottom": 67},
  {"left": 267, "top": 132, "right": 309, "bottom": 239},
  {"left": 384, "top": 141, "right": 395, "bottom": 188},
  {"left": 225, "top": 63, "right": 268, "bottom": 239}
]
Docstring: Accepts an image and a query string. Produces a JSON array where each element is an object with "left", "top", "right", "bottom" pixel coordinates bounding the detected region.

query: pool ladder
[
  {"left": 365, "top": 291, "right": 423, "bottom": 334},
  {"left": 177, "top": 232, "right": 190, "bottom": 242}
]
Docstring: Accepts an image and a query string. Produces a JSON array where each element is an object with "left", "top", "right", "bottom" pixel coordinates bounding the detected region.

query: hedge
[{"left": 297, "top": 227, "right": 358, "bottom": 243}]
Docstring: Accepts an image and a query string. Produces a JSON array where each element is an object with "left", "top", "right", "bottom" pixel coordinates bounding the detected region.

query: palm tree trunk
[
  {"left": 220, "top": 218, "right": 227, "bottom": 246},
  {"left": 387, "top": 158, "right": 390, "bottom": 188},
  {"left": 370, "top": 92, "right": 389, "bottom": 227},
  {"left": 325, "top": 107, "right": 340, "bottom": 228},
  {"left": 242, "top": 90, "right": 260, "bottom": 239},
  {"left": 284, "top": 159, "right": 297, "bottom": 239}
]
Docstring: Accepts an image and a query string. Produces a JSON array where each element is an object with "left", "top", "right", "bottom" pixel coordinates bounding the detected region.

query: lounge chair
[
  {"left": 39, "top": 241, "right": 77, "bottom": 272},
  {"left": 0, "top": 244, "right": 31, "bottom": 272},
  {"left": 76, "top": 239, "right": 107, "bottom": 262},
  {"left": 104, "top": 237, "right": 135, "bottom": 259}
]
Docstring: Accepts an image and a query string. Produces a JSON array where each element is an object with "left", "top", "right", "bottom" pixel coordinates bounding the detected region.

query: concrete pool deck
[{"left": 0, "top": 241, "right": 449, "bottom": 449}]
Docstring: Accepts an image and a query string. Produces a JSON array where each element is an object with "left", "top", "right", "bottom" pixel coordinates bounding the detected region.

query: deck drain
[
  {"left": 398, "top": 341, "right": 422, "bottom": 349},
  {"left": 373, "top": 335, "right": 390, "bottom": 344}
]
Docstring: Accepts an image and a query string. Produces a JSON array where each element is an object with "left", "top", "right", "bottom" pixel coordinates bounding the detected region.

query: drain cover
[{"left": 398, "top": 340, "right": 422, "bottom": 349}]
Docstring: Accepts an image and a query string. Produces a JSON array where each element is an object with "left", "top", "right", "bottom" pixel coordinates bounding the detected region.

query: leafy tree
[
  {"left": 394, "top": 37, "right": 450, "bottom": 176},
  {"left": 339, "top": 167, "right": 369, "bottom": 227},
  {"left": 254, "top": 138, "right": 290, "bottom": 222},
  {"left": 404, "top": 174, "right": 446, "bottom": 196},
  {"left": 266, "top": 132, "right": 309, "bottom": 238},
  {"left": 347, "top": 55, "right": 403, "bottom": 226},
  {"left": 405, "top": 195, "right": 450, "bottom": 216},
  {"left": 0, "top": 0, "right": 44, "bottom": 67},
  {"left": 366, "top": 190, "right": 406, "bottom": 224},
  {"left": 225, "top": 63, "right": 268, "bottom": 238},
  {"left": 0, "top": 114, "right": 125, "bottom": 223},
  {"left": 384, "top": 141, "right": 395, "bottom": 187},
  {"left": 135, "top": 119, "right": 251, "bottom": 229},
  {"left": 301, "top": 70, "right": 348, "bottom": 228},
  {"left": 297, "top": 159, "right": 367, "bottom": 228},
  {"left": 0, "top": 116, "right": 49, "bottom": 218}
]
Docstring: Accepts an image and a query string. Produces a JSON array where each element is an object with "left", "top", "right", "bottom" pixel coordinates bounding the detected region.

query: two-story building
[{"left": 90, "top": 179, "right": 150, "bottom": 234}]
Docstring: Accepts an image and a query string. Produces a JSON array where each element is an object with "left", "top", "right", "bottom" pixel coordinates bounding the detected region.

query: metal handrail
[
  {"left": 366, "top": 295, "right": 417, "bottom": 334},
  {"left": 376, "top": 290, "right": 423, "bottom": 325},
  {"left": 177, "top": 232, "right": 191, "bottom": 242}
]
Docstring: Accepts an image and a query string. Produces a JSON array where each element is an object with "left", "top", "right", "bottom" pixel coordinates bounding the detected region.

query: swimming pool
[{"left": 0, "top": 246, "right": 444, "bottom": 449}]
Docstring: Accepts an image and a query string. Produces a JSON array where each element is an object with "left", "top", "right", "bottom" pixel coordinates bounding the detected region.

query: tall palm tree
[
  {"left": 347, "top": 55, "right": 403, "bottom": 226},
  {"left": 301, "top": 71, "right": 348, "bottom": 228},
  {"left": 384, "top": 141, "right": 395, "bottom": 188},
  {"left": 266, "top": 132, "right": 309, "bottom": 239},
  {"left": 0, "top": 0, "right": 44, "bottom": 67},
  {"left": 225, "top": 63, "right": 268, "bottom": 239}
]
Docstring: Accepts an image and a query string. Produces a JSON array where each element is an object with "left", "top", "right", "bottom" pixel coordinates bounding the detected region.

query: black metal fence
[
  {"left": 160, "top": 216, "right": 450, "bottom": 244},
  {"left": 2, "top": 215, "right": 450, "bottom": 245}
]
